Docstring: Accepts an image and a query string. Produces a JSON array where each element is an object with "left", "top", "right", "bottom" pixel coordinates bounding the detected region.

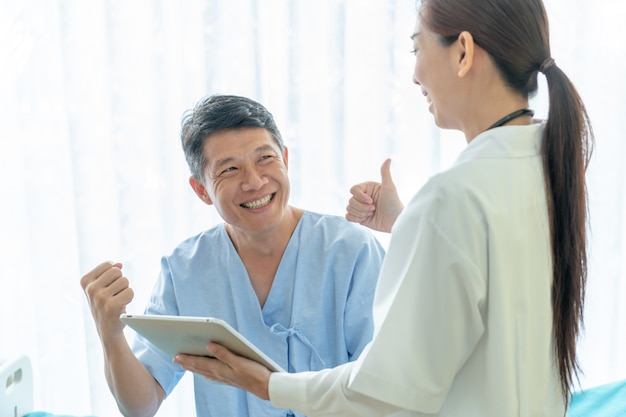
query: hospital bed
[
  {"left": 0, "top": 355, "right": 32, "bottom": 417},
  {"left": 0, "top": 356, "right": 94, "bottom": 417},
  {"left": 2, "top": 355, "right": 625, "bottom": 416}
]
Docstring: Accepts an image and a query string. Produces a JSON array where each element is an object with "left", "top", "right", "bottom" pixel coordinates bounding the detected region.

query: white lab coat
[{"left": 270, "top": 123, "right": 565, "bottom": 417}]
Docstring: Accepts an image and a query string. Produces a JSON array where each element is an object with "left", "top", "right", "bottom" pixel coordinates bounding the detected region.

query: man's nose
[{"left": 242, "top": 168, "right": 268, "bottom": 190}]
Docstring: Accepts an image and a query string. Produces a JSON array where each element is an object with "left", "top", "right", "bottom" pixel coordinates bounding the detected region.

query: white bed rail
[{"left": 0, "top": 356, "right": 33, "bottom": 417}]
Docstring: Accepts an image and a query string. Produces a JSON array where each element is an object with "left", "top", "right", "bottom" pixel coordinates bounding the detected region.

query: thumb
[{"left": 380, "top": 158, "right": 395, "bottom": 187}]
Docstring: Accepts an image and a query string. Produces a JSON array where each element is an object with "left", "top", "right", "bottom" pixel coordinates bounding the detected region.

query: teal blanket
[{"left": 569, "top": 379, "right": 626, "bottom": 417}]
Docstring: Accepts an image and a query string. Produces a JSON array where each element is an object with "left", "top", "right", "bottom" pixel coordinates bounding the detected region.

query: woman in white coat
[{"left": 174, "top": 0, "right": 594, "bottom": 415}]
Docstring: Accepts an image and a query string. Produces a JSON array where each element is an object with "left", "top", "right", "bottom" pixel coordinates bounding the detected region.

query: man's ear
[
  {"left": 456, "top": 31, "right": 475, "bottom": 78},
  {"left": 189, "top": 176, "right": 213, "bottom": 205},
  {"left": 283, "top": 146, "right": 289, "bottom": 169}
]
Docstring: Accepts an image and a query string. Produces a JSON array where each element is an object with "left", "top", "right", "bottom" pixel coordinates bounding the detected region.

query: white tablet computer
[{"left": 120, "top": 314, "right": 285, "bottom": 372}]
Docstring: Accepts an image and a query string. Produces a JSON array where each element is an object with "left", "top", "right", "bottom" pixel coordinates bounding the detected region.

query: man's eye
[{"left": 220, "top": 167, "right": 237, "bottom": 175}]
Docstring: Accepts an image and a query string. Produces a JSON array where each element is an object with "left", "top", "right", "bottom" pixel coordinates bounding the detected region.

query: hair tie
[{"left": 539, "top": 57, "right": 556, "bottom": 74}]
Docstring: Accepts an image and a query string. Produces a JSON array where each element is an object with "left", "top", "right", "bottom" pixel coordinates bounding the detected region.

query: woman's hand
[{"left": 174, "top": 343, "right": 273, "bottom": 400}]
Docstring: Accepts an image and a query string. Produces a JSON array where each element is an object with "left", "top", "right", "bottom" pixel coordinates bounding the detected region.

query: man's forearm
[{"left": 101, "top": 334, "right": 164, "bottom": 417}]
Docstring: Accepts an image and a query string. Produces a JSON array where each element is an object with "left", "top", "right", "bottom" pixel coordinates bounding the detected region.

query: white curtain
[{"left": 0, "top": 0, "right": 623, "bottom": 415}]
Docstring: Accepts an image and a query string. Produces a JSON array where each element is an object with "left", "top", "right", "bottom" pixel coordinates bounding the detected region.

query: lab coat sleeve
[{"left": 269, "top": 362, "right": 401, "bottom": 417}]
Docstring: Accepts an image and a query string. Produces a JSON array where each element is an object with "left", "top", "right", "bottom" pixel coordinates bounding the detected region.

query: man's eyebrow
[
  {"left": 212, "top": 156, "right": 234, "bottom": 170},
  {"left": 212, "top": 145, "right": 277, "bottom": 169},
  {"left": 254, "top": 144, "right": 276, "bottom": 154}
]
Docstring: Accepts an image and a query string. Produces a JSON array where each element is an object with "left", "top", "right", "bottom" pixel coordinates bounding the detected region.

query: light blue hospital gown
[{"left": 131, "top": 211, "right": 385, "bottom": 416}]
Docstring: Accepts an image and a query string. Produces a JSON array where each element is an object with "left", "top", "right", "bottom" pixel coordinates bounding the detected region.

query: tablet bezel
[{"left": 120, "top": 314, "right": 285, "bottom": 373}]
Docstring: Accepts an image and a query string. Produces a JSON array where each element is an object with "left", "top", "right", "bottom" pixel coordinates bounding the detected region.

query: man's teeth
[{"left": 241, "top": 194, "right": 272, "bottom": 209}]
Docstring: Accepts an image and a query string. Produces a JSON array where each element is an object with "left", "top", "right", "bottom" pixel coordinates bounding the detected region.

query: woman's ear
[
  {"left": 189, "top": 176, "right": 213, "bottom": 205},
  {"left": 456, "top": 31, "right": 475, "bottom": 78}
]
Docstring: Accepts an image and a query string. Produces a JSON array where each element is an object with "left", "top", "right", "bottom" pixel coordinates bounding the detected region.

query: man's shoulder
[
  {"left": 300, "top": 210, "right": 382, "bottom": 248},
  {"left": 301, "top": 209, "right": 343, "bottom": 223},
  {"left": 301, "top": 210, "right": 365, "bottom": 233},
  {"left": 167, "top": 223, "right": 227, "bottom": 257}
]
